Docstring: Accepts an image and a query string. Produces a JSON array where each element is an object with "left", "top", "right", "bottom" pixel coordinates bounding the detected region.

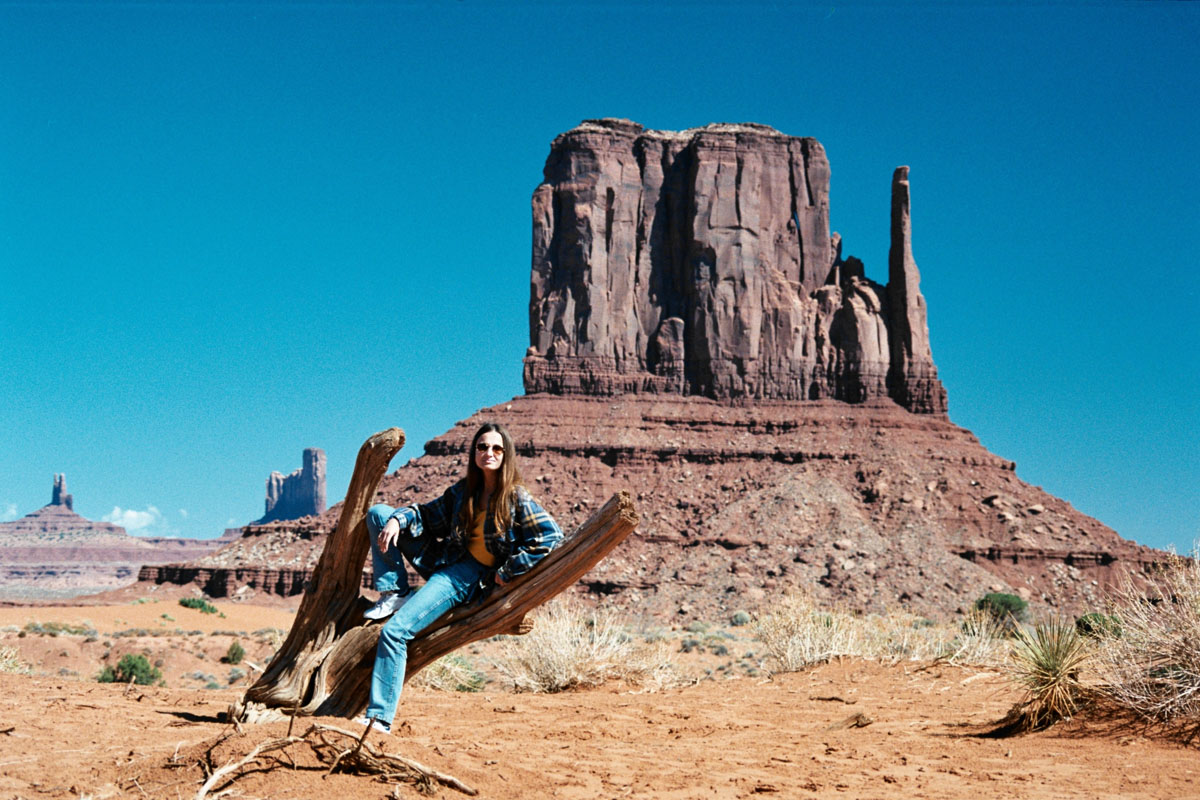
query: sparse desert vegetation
[
  {"left": 491, "top": 598, "right": 677, "bottom": 692},
  {"left": 0, "top": 583, "right": 1198, "bottom": 798},
  {"left": 1093, "top": 552, "right": 1200, "bottom": 722}
]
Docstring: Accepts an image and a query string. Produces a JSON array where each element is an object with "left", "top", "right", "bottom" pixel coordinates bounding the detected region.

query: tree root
[{"left": 193, "top": 722, "right": 477, "bottom": 799}]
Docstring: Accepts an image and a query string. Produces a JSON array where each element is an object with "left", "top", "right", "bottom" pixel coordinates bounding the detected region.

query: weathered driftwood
[{"left": 231, "top": 427, "right": 638, "bottom": 723}]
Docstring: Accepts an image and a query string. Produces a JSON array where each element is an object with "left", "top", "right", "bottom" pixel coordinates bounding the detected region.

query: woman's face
[{"left": 474, "top": 430, "right": 505, "bottom": 475}]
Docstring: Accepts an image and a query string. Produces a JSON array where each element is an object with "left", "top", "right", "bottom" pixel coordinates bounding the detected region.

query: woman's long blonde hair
[{"left": 457, "top": 421, "right": 524, "bottom": 534}]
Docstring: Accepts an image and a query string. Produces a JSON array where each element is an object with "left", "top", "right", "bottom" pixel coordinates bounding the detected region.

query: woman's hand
[{"left": 378, "top": 517, "right": 402, "bottom": 553}]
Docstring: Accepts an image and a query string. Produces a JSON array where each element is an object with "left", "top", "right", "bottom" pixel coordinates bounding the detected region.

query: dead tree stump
[{"left": 231, "top": 427, "right": 638, "bottom": 723}]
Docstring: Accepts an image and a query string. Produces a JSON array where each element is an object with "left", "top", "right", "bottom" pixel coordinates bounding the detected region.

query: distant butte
[
  {"left": 143, "top": 120, "right": 1159, "bottom": 619},
  {"left": 0, "top": 475, "right": 222, "bottom": 602},
  {"left": 256, "top": 448, "right": 327, "bottom": 524}
]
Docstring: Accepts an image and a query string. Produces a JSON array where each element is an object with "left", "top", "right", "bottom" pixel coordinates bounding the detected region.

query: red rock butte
[
  {"left": 142, "top": 120, "right": 1158, "bottom": 620},
  {"left": 524, "top": 119, "right": 945, "bottom": 414}
]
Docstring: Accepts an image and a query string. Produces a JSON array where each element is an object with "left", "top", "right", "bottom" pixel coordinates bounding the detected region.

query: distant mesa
[
  {"left": 256, "top": 448, "right": 326, "bottom": 524},
  {"left": 0, "top": 474, "right": 222, "bottom": 602}
]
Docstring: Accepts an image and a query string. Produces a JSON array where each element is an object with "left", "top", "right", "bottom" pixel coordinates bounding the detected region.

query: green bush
[
  {"left": 179, "top": 597, "right": 218, "bottom": 615},
  {"left": 974, "top": 592, "right": 1028, "bottom": 628},
  {"left": 1075, "top": 612, "right": 1121, "bottom": 639},
  {"left": 223, "top": 640, "right": 245, "bottom": 664},
  {"left": 98, "top": 653, "right": 162, "bottom": 686},
  {"left": 729, "top": 611, "right": 752, "bottom": 627}
]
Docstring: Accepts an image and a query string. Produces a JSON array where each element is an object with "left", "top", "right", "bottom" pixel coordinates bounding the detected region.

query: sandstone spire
[
  {"left": 51, "top": 474, "right": 73, "bottom": 511},
  {"left": 523, "top": 119, "right": 947, "bottom": 413},
  {"left": 886, "top": 166, "right": 947, "bottom": 413}
]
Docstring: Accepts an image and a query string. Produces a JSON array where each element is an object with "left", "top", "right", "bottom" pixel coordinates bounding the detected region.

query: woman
[{"left": 358, "top": 421, "right": 563, "bottom": 733}]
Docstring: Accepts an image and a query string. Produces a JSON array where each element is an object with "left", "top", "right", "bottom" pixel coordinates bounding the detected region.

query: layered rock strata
[
  {"left": 257, "top": 448, "right": 327, "bottom": 524},
  {"left": 524, "top": 120, "right": 946, "bottom": 413},
  {"left": 0, "top": 478, "right": 223, "bottom": 601}
]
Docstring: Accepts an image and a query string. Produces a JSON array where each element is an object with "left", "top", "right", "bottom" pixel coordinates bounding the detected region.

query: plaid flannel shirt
[{"left": 387, "top": 480, "right": 563, "bottom": 584}]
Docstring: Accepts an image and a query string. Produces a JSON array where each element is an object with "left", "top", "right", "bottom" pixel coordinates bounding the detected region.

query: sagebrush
[{"left": 98, "top": 653, "right": 162, "bottom": 686}]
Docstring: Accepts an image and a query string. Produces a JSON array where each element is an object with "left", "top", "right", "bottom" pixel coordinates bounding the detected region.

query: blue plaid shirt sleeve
[
  {"left": 388, "top": 481, "right": 461, "bottom": 540},
  {"left": 496, "top": 489, "right": 564, "bottom": 583}
]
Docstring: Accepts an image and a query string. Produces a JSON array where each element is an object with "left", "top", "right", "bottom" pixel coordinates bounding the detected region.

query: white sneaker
[
  {"left": 354, "top": 715, "right": 391, "bottom": 735},
  {"left": 364, "top": 590, "right": 409, "bottom": 620}
]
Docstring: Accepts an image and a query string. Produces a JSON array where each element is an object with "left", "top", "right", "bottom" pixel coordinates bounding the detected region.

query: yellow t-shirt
[{"left": 467, "top": 505, "right": 500, "bottom": 568}]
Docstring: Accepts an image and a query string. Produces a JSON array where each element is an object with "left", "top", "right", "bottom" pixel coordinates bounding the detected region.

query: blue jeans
[
  {"left": 364, "top": 504, "right": 488, "bottom": 725},
  {"left": 366, "top": 503, "right": 422, "bottom": 593}
]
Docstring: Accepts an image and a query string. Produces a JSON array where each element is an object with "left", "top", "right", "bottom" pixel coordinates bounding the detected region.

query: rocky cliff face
[
  {"left": 257, "top": 448, "right": 327, "bottom": 524},
  {"left": 524, "top": 120, "right": 946, "bottom": 413}
]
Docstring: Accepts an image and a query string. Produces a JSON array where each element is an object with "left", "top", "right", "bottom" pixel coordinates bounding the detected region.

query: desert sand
[{"left": 0, "top": 601, "right": 1194, "bottom": 800}]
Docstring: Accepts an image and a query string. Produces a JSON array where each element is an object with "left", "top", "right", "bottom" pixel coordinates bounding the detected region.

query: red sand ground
[{"left": 0, "top": 603, "right": 1195, "bottom": 799}]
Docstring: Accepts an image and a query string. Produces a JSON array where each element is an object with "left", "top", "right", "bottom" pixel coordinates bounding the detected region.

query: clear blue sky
[{"left": 1, "top": 2, "right": 1196, "bottom": 552}]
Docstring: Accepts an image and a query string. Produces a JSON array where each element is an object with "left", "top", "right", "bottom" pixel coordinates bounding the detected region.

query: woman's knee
[
  {"left": 378, "top": 613, "right": 417, "bottom": 647},
  {"left": 367, "top": 504, "right": 394, "bottom": 535}
]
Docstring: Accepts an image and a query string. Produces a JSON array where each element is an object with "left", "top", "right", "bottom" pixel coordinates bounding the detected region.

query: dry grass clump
[
  {"left": 859, "top": 610, "right": 955, "bottom": 665},
  {"left": 410, "top": 654, "right": 487, "bottom": 692},
  {"left": 492, "top": 598, "right": 676, "bottom": 692},
  {"left": 0, "top": 645, "right": 30, "bottom": 674},
  {"left": 756, "top": 593, "right": 1010, "bottom": 673},
  {"left": 1002, "top": 617, "right": 1092, "bottom": 730},
  {"left": 755, "top": 594, "right": 865, "bottom": 672},
  {"left": 944, "top": 607, "right": 1011, "bottom": 667},
  {"left": 1094, "top": 552, "right": 1200, "bottom": 722}
]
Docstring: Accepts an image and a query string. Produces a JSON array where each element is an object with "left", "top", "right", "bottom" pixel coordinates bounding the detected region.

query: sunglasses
[{"left": 475, "top": 443, "right": 504, "bottom": 454}]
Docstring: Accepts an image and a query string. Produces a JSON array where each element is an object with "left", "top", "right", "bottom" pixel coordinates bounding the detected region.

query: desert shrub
[
  {"left": 228, "top": 668, "right": 245, "bottom": 684},
  {"left": 755, "top": 593, "right": 863, "bottom": 672},
  {"left": 492, "top": 598, "right": 675, "bottom": 692},
  {"left": 112, "top": 627, "right": 186, "bottom": 638},
  {"left": 0, "top": 646, "right": 30, "bottom": 674},
  {"left": 1075, "top": 612, "right": 1121, "bottom": 639},
  {"left": 1094, "top": 553, "right": 1200, "bottom": 721},
  {"left": 98, "top": 653, "right": 161, "bottom": 686},
  {"left": 178, "top": 597, "right": 218, "bottom": 614},
  {"left": 729, "top": 610, "right": 752, "bottom": 627},
  {"left": 223, "top": 640, "right": 245, "bottom": 664},
  {"left": 1003, "top": 617, "right": 1092, "bottom": 730},
  {"left": 685, "top": 621, "right": 709, "bottom": 634},
  {"left": 410, "top": 655, "right": 487, "bottom": 692},
  {"left": 859, "top": 610, "right": 955, "bottom": 665},
  {"left": 22, "top": 621, "right": 96, "bottom": 637},
  {"left": 945, "top": 607, "right": 1010, "bottom": 666},
  {"left": 974, "top": 593, "right": 1028, "bottom": 630},
  {"left": 679, "top": 638, "right": 701, "bottom": 653}
]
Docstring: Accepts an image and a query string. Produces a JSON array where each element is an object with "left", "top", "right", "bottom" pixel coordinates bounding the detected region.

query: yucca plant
[{"left": 1005, "top": 617, "right": 1092, "bottom": 730}]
